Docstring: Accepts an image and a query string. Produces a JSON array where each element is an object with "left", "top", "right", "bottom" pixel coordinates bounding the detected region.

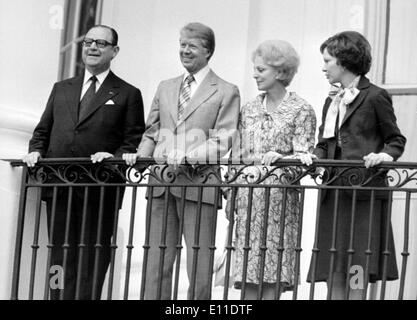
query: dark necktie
[
  {"left": 178, "top": 74, "right": 194, "bottom": 121},
  {"left": 79, "top": 75, "right": 97, "bottom": 120}
]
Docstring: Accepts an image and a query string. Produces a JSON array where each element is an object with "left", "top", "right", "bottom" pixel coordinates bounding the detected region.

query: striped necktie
[{"left": 178, "top": 74, "right": 194, "bottom": 121}]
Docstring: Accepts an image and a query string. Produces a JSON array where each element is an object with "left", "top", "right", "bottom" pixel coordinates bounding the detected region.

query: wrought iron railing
[{"left": 6, "top": 158, "right": 417, "bottom": 300}]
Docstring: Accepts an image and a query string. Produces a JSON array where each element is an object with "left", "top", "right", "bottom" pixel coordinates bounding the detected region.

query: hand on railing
[
  {"left": 363, "top": 152, "right": 393, "bottom": 168},
  {"left": 290, "top": 152, "right": 324, "bottom": 180},
  {"left": 90, "top": 152, "right": 114, "bottom": 163},
  {"left": 122, "top": 153, "right": 139, "bottom": 166},
  {"left": 22, "top": 151, "right": 41, "bottom": 167},
  {"left": 261, "top": 151, "right": 283, "bottom": 166},
  {"left": 297, "top": 152, "right": 317, "bottom": 166},
  {"left": 122, "top": 153, "right": 150, "bottom": 173}
]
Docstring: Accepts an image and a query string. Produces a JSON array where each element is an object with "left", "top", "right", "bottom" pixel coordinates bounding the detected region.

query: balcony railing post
[
  {"left": 398, "top": 191, "right": 411, "bottom": 300},
  {"left": 363, "top": 190, "right": 376, "bottom": 300},
  {"left": 309, "top": 188, "right": 323, "bottom": 300},
  {"left": 28, "top": 188, "right": 43, "bottom": 300},
  {"left": 123, "top": 185, "right": 138, "bottom": 300},
  {"left": 10, "top": 166, "right": 29, "bottom": 300},
  {"left": 44, "top": 187, "right": 58, "bottom": 300},
  {"left": 326, "top": 188, "right": 340, "bottom": 300},
  {"left": 206, "top": 186, "right": 220, "bottom": 300},
  {"left": 173, "top": 186, "right": 187, "bottom": 300}
]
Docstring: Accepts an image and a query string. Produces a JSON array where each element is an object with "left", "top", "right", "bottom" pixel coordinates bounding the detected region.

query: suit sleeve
[
  {"left": 114, "top": 87, "right": 145, "bottom": 157},
  {"left": 187, "top": 85, "right": 241, "bottom": 159},
  {"left": 136, "top": 83, "right": 162, "bottom": 157},
  {"left": 313, "top": 97, "right": 332, "bottom": 159},
  {"left": 373, "top": 89, "right": 406, "bottom": 160},
  {"left": 28, "top": 83, "right": 57, "bottom": 156}
]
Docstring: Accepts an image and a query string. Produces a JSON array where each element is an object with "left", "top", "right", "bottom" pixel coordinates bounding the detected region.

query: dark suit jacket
[
  {"left": 314, "top": 76, "right": 406, "bottom": 198},
  {"left": 28, "top": 70, "right": 145, "bottom": 202},
  {"left": 29, "top": 70, "right": 145, "bottom": 159}
]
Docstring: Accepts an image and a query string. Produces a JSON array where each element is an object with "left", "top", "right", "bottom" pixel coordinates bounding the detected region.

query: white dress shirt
[{"left": 80, "top": 69, "right": 110, "bottom": 101}]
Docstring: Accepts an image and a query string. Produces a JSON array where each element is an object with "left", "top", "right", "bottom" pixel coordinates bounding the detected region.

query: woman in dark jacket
[{"left": 300, "top": 31, "right": 406, "bottom": 299}]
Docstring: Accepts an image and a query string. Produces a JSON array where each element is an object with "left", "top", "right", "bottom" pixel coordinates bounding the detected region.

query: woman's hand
[
  {"left": 122, "top": 153, "right": 139, "bottom": 166},
  {"left": 363, "top": 152, "right": 393, "bottom": 168},
  {"left": 298, "top": 152, "right": 317, "bottom": 166},
  {"left": 262, "top": 151, "right": 283, "bottom": 166}
]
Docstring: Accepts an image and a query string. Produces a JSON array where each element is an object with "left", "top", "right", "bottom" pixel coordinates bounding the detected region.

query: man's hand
[
  {"left": 122, "top": 153, "right": 139, "bottom": 166},
  {"left": 363, "top": 152, "right": 393, "bottom": 168},
  {"left": 90, "top": 152, "right": 114, "bottom": 163},
  {"left": 22, "top": 151, "right": 41, "bottom": 167}
]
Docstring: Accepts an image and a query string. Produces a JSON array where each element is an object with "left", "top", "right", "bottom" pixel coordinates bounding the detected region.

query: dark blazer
[
  {"left": 314, "top": 76, "right": 406, "bottom": 198},
  {"left": 315, "top": 76, "right": 405, "bottom": 161},
  {"left": 29, "top": 71, "right": 145, "bottom": 159}
]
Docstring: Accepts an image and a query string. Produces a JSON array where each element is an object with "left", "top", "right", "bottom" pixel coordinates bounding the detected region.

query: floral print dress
[{"left": 230, "top": 92, "right": 316, "bottom": 289}]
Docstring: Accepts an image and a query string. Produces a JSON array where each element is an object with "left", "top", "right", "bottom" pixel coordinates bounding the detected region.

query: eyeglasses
[{"left": 82, "top": 38, "right": 115, "bottom": 48}]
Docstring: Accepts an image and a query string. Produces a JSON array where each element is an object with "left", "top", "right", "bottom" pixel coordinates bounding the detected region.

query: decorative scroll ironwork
[
  {"left": 6, "top": 158, "right": 417, "bottom": 190},
  {"left": 27, "top": 162, "right": 126, "bottom": 184}
]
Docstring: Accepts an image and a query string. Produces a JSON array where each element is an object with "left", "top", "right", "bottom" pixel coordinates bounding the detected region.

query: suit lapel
[
  {"left": 77, "top": 71, "right": 120, "bottom": 125},
  {"left": 340, "top": 76, "right": 370, "bottom": 127},
  {"left": 64, "top": 74, "right": 84, "bottom": 125},
  {"left": 176, "top": 70, "right": 218, "bottom": 127},
  {"left": 168, "top": 76, "right": 183, "bottom": 122}
]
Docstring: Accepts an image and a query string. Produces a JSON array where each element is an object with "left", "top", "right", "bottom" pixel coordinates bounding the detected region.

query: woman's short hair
[
  {"left": 181, "top": 22, "right": 215, "bottom": 60},
  {"left": 320, "top": 31, "right": 372, "bottom": 75},
  {"left": 252, "top": 40, "right": 300, "bottom": 87}
]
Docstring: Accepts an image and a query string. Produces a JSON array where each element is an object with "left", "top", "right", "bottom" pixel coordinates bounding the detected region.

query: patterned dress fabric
[{"left": 230, "top": 92, "right": 316, "bottom": 289}]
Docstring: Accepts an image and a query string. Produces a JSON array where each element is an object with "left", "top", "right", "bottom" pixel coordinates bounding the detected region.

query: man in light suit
[
  {"left": 124, "top": 22, "right": 240, "bottom": 299},
  {"left": 23, "top": 25, "right": 145, "bottom": 299}
]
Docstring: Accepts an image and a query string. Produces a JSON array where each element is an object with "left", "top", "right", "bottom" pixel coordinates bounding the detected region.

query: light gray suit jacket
[{"left": 138, "top": 69, "right": 241, "bottom": 204}]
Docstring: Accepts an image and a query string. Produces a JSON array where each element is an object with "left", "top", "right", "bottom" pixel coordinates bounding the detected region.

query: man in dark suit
[
  {"left": 123, "top": 22, "right": 240, "bottom": 300},
  {"left": 23, "top": 25, "right": 145, "bottom": 299}
]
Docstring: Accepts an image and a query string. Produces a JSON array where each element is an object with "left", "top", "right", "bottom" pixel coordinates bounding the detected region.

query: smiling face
[
  {"left": 322, "top": 47, "right": 345, "bottom": 85},
  {"left": 252, "top": 55, "right": 280, "bottom": 92},
  {"left": 179, "top": 33, "right": 210, "bottom": 74},
  {"left": 82, "top": 27, "right": 119, "bottom": 75}
]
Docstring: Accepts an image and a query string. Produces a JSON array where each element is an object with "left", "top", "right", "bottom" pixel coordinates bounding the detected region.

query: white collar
[
  {"left": 183, "top": 64, "right": 210, "bottom": 85},
  {"left": 83, "top": 69, "right": 110, "bottom": 86}
]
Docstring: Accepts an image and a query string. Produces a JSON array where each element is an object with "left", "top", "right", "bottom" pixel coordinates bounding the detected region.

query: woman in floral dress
[{"left": 228, "top": 40, "right": 316, "bottom": 299}]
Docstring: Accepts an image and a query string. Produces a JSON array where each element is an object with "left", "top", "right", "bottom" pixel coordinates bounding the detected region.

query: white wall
[{"left": 0, "top": 0, "right": 63, "bottom": 114}]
